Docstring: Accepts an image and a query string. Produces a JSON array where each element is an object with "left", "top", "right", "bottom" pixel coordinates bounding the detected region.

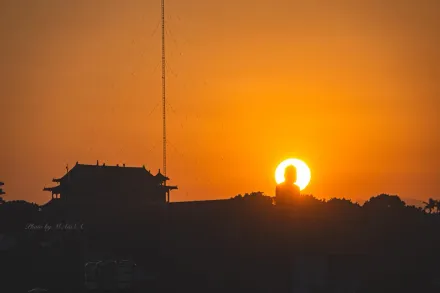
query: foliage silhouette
[
  {"left": 326, "top": 197, "right": 359, "bottom": 207},
  {"left": 231, "top": 191, "right": 274, "bottom": 205},
  {"left": 423, "top": 198, "right": 439, "bottom": 214},
  {"left": 0, "top": 192, "right": 439, "bottom": 292},
  {"left": 363, "top": 194, "right": 406, "bottom": 212},
  {"left": 0, "top": 181, "right": 5, "bottom": 204}
]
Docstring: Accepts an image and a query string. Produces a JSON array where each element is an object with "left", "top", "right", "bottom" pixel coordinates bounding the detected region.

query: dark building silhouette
[
  {"left": 43, "top": 162, "right": 177, "bottom": 206},
  {"left": 0, "top": 182, "right": 4, "bottom": 195},
  {"left": 275, "top": 165, "right": 300, "bottom": 205}
]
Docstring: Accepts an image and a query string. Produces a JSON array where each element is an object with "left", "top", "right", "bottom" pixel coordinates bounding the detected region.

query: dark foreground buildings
[
  {"left": 43, "top": 162, "right": 177, "bottom": 206},
  {"left": 1, "top": 163, "right": 439, "bottom": 292}
]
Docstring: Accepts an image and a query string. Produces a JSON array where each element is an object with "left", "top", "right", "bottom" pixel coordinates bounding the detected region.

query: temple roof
[
  {"left": 158, "top": 185, "right": 178, "bottom": 191},
  {"left": 48, "top": 162, "right": 174, "bottom": 188},
  {"left": 43, "top": 186, "right": 62, "bottom": 193},
  {"left": 52, "top": 162, "right": 171, "bottom": 181},
  {"left": 155, "top": 170, "right": 170, "bottom": 181}
]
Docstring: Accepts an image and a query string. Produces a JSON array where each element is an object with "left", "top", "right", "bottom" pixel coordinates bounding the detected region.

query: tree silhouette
[
  {"left": 0, "top": 200, "right": 40, "bottom": 233},
  {"left": 423, "top": 198, "right": 437, "bottom": 214},
  {"left": 299, "top": 194, "right": 325, "bottom": 205},
  {"left": 0, "top": 181, "right": 4, "bottom": 204},
  {"left": 2, "top": 189, "right": 440, "bottom": 292},
  {"left": 435, "top": 199, "right": 440, "bottom": 214},
  {"left": 362, "top": 194, "right": 406, "bottom": 211},
  {"left": 231, "top": 191, "right": 274, "bottom": 205},
  {"left": 326, "top": 197, "right": 359, "bottom": 208}
]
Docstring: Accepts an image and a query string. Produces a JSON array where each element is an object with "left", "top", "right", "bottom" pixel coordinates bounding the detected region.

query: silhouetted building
[
  {"left": 0, "top": 181, "right": 4, "bottom": 195},
  {"left": 43, "top": 162, "right": 177, "bottom": 206},
  {"left": 275, "top": 165, "right": 300, "bottom": 205}
]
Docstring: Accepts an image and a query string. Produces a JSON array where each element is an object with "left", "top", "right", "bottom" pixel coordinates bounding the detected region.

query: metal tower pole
[{"left": 161, "top": 0, "right": 166, "bottom": 178}]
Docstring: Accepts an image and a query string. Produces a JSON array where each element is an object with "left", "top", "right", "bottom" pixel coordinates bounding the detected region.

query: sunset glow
[{"left": 275, "top": 158, "right": 311, "bottom": 191}]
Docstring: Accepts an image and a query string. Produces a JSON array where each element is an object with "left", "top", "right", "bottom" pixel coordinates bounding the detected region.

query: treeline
[
  {"left": 1, "top": 193, "right": 440, "bottom": 292},
  {"left": 231, "top": 191, "right": 440, "bottom": 214}
]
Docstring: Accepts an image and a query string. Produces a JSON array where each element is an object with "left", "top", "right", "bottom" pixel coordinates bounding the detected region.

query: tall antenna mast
[{"left": 161, "top": 0, "right": 167, "bottom": 177}]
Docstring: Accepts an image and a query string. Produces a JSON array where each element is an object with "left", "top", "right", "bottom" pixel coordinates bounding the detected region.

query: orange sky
[{"left": 1, "top": 0, "right": 439, "bottom": 204}]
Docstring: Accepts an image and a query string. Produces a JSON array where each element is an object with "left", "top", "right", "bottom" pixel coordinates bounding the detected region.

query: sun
[{"left": 275, "top": 158, "right": 311, "bottom": 191}]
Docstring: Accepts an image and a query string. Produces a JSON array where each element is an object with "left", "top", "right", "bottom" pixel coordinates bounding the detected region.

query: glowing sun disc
[{"left": 275, "top": 158, "right": 311, "bottom": 191}]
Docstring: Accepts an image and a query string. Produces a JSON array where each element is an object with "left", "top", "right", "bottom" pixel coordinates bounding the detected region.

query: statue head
[{"left": 284, "top": 165, "right": 297, "bottom": 185}]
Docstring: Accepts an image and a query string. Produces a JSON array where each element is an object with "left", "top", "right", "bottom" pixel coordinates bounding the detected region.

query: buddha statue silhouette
[{"left": 275, "top": 165, "right": 301, "bottom": 205}]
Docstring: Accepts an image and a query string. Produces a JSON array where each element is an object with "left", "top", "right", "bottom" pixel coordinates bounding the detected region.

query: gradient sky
[{"left": 1, "top": 0, "right": 439, "bottom": 204}]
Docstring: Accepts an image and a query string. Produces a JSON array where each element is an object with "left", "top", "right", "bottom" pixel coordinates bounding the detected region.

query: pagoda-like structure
[{"left": 43, "top": 162, "right": 177, "bottom": 206}]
